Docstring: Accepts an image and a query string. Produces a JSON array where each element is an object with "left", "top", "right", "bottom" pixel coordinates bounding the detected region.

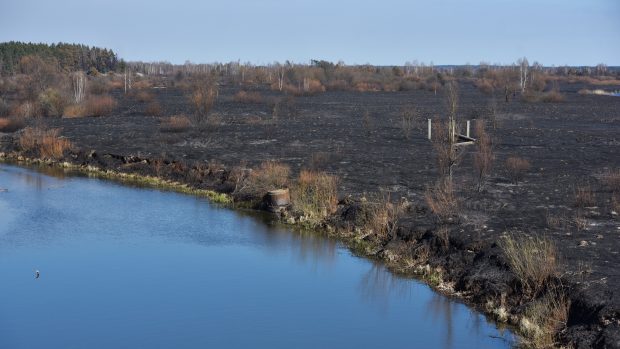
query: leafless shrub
[
  {"left": 506, "top": 156, "right": 531, "bottom": 183},
  {"left": 521, "top": 288, "right": 570, "bottom": 349},
  {"left": 291, "top": 170, "right": 339, "bottom": 221},
  {"left": 473, "top": 120, "right": 494, "bottom": 191},
  {"left": 425, "top": 180, "right": 458, "bottom": 222},
  {"left": 400, "top": 106, "right": 416, "bottom": 139},
  {"left": 188, "top": 74, "right": 218, "bottom": 125},
  {"left": 160, "top": 115, "right": 191, "bottom": 133},
  {"left": 474, "top": 78, "right": 494, "bottom": 94},
  {"left": 432, "top": 120, "right": 462, "bottom": 180},
  {"left": 84, "top": 95, "right": 117, "bottom": 117},
  {"left": 242, "top": 161, "right": 290, "bottom": 195},
  {"left": 63, "top": 104, "right": 87, "bottom": 118},
  {"left": 145, "top": 101, "right": 162, "bottom": 116},
  {"left": 540, "top": 90, "right": 565, "bottom": 103},
  {"left": 18, "top": 127, "right": 72, "bottom": 158},
  {"left": 500, "top": 233, "right": 557, "bottom": 297},
  {"left": 573, "top": 185, "right": 596, "bottom": 208},
  {"left": 602, "top": 169, "right": 620, "bottom": 192},
  {"left": 362, "top": 110, "right": 373, "bottom": 135},
  {"left": 134, "top": 90, "right": 154, "bottom": 102},
  {"left": 364, "top": 193, "right": 403, "bottom": 243},
  {"left": 233, "top": 90, "right": 263, "bottom": 103}
]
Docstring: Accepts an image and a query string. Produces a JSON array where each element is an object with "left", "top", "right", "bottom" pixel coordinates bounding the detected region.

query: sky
[{"left": 1, "top": 0, "right": 619, "bottom": 66}]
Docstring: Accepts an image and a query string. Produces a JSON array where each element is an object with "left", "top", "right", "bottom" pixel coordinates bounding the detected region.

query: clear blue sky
[{"left": 1, "top": 0, "right": 618, "bottom": 66}]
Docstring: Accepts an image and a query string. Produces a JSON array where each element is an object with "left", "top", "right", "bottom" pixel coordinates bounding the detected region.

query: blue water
[{"left": 0, "top": 164, "right": 514, "bottom": 349}]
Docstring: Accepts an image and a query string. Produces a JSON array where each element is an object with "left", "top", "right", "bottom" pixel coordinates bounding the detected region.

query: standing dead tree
[
  {"left": 518, "top": 57, "right": 529, "bottom": 93},
  {"left": 71, "top": 71, "right": 86, "bottom": 103},
  {"left": 473, "top": 119, "right": 494, "bottom": 191},
  {"left": 188, "top": 73, "right": 219, "bottom": 126}
]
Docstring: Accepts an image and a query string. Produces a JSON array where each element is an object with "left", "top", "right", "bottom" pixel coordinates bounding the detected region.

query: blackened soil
[{"left": 3, "top": 80, "right": 620, "bottom": 347}]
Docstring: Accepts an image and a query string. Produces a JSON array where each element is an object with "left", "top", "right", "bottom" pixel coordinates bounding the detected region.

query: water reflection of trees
[{"left": 358, "top": 262, "right": 412, "bottom": 312}]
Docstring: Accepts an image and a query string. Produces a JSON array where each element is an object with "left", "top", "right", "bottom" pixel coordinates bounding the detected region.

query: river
[{"left": 0, "top": 164, "right": 513, "bottom": 348}]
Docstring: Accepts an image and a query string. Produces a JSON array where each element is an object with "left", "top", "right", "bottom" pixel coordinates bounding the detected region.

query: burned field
[{"left": 2, "top": 79, "right": 620, "bottom": 347}]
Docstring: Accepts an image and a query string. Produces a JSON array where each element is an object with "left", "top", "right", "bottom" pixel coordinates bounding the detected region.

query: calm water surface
[{"left": 0, "top": 164, "right": 513, "bottom": 348}]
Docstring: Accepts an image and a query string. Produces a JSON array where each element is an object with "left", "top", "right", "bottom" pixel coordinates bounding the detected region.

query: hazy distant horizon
[{"left": 1, "top": 0, "right": 619, "bottom": 67}]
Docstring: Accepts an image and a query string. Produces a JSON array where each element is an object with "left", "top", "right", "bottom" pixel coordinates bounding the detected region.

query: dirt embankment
[{"left": 2, "top": 81, "right": 620, "bottom": 348}]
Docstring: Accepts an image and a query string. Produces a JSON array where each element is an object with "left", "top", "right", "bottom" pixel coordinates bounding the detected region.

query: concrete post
[
  {"left": 466, "top": 120, "right": 471, "bottom": 138},
  {"left": 427, "top": 119, "right": 432, "bottom": 140}
]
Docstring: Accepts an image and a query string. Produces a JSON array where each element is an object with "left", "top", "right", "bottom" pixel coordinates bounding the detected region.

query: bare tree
[
  {"left": 72, "top": 71, "right": 86, "bottom": 103},
  {"left": 518, "top": 57, "right": 529, "bottom": 93}
]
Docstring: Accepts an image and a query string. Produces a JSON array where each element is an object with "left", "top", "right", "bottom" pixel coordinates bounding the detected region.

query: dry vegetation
[
  {"left": 521, "top": 289, "right": 570, "bottom": 349},
  {"left": 425, "top": 180, "right": 458, "bottom": 222},
  {"left": 291, "top": 170, "right": 339, "bottom": 222},
  {"left": 0, "top": 117, "right": 25, "bottom": 132},
  {"left": 506, "top": 156, "right": 531, "bottom": 183},
  {"left": 18, "top": 127, "right": 72, "bottom": 158},
  {"left": 473, "top": 120, "right": 494, "bottom": 191},
  {"left": 160, "top": 115, "right": 191, "bottom": 133},
  {"left": 500, "top": 233, "right": 557, "bottom": 297}
]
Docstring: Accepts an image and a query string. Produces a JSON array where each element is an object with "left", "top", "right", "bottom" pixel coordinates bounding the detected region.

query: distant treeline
[{"left": 0, "top": 41, "right": 120, "bottom": 75}]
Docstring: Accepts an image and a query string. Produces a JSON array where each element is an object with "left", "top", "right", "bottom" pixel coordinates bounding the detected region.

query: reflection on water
[{"left": 0, "top": 164, "right": 514, "bottom": 349}]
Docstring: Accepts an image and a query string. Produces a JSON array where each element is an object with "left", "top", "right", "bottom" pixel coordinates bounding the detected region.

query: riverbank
[{"left": 1, "top": 145, "right": 616, "bottom": 349}]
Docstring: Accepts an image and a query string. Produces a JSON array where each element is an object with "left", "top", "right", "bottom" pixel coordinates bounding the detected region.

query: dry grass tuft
[
  {"left": 500, "top": 233, "right": 557, "bottom": 297},
  {"left": 520, "top": 288, "right": 570, "bottom": 349},
  {"left": 0, "top": 117, "right": 26, "bottom": 132},
  {"left": 573, "top": 185, "right": 596, "bottom": 208},
  {"left": 63, "top": 104, "right": 87, "bottom": 118},
  {"left": 291, "top": 170, "right": 339, "bottom": 221},
  {"left": 506, "top": 156, "right": 531, "bottom": 183},
  {"left": 85, "top": 95, "right": 117, "bottom": 117},
  {"left": 363, "top": 193, "right": 404, "bottom": 242},
  {"left": 540, "top": 90, "right": 565, "bottom": 103},
  {"left": 602, "top": 169, "right": 620, "bottom": 192},
  {"left": 18, "top": 127, "right": 72, "bottom": 158},
  {"left": 145, "top": 101, "right": 162, "bottom": 116},
  {"left": 244, "top": 161, "right": 290, "bottom": 194},
  {"left": 425, "top": 180, "right": 458, "bottom": 222},
  {"left": 233, "top": 90, "right": 263, "bottom": 104},
  {"left": 160, "top": 115, "right": 191, "bottom": 133}
]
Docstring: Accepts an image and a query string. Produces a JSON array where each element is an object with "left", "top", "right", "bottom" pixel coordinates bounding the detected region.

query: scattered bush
[
  {"left": 602, "top": 169, "right": 620, "bottom": 192},
  {"left": 540, "top": 90, "right": 565, "bottom": 103},
  {"left": 573, "top": 185, "right": 596, "bottom": 208},
  {"left": 363, "top": 193, "right": 403, "bottom": 242},
  {"left": 425, "top": 180, "right": 458, "bottom": 222},
  {"left": 145, "top": 101, "right": 162, "bottom": 116},
  {"left": 88, "top": 78, "right": 111, "bottom": 95},
  {"left": 244, "top": 161, "right": 290, "bottom": 194},
  {"left": 12, "top": 101, "right": 38, "bottom": 118},
  {"left": 506, "top": 156, "right": 530, "bottom": 183},
  {"left": 0, "top": 117, "right": 26, "bottom": 132},
  {"left": 38, "top": 88, "right": 67, "bottom": 117},
  {"left": 473, "top": 120, "right": 494, "bottom": 191},
  {"left": 291, "top": 170, "right": 339, "bottom": 221},
  {"left": 160, "top": 115, "right": 191, "bottom": 133},
  {"left": 85, "top": 95, "right": 117, "bottom": 117},
  {"left": 474, "top": 78, "right": 494, "bottom": 94},
  {"left": 233, "top": 90, "right": 263, "bottom": 103},
  {"left": 18, "top": 127, "right": 72, "bottom": 158},
  {"left": 189, "top": 74, "right": 218, "bottom": 125},
  {"left": 400, "top": 107, "right": 416, "bottom": 140},
  {"left": 63, "top": 104, "right": 87, "bottom": 118},
  {"left": 500, "top": 233, "right": 557, "bottom": 296},
  {"left": 520, "top": 288, "right": 570, "bottom": 348},
  {"left": 134, "top": 90, "right": 154, "bottom": 102}
]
